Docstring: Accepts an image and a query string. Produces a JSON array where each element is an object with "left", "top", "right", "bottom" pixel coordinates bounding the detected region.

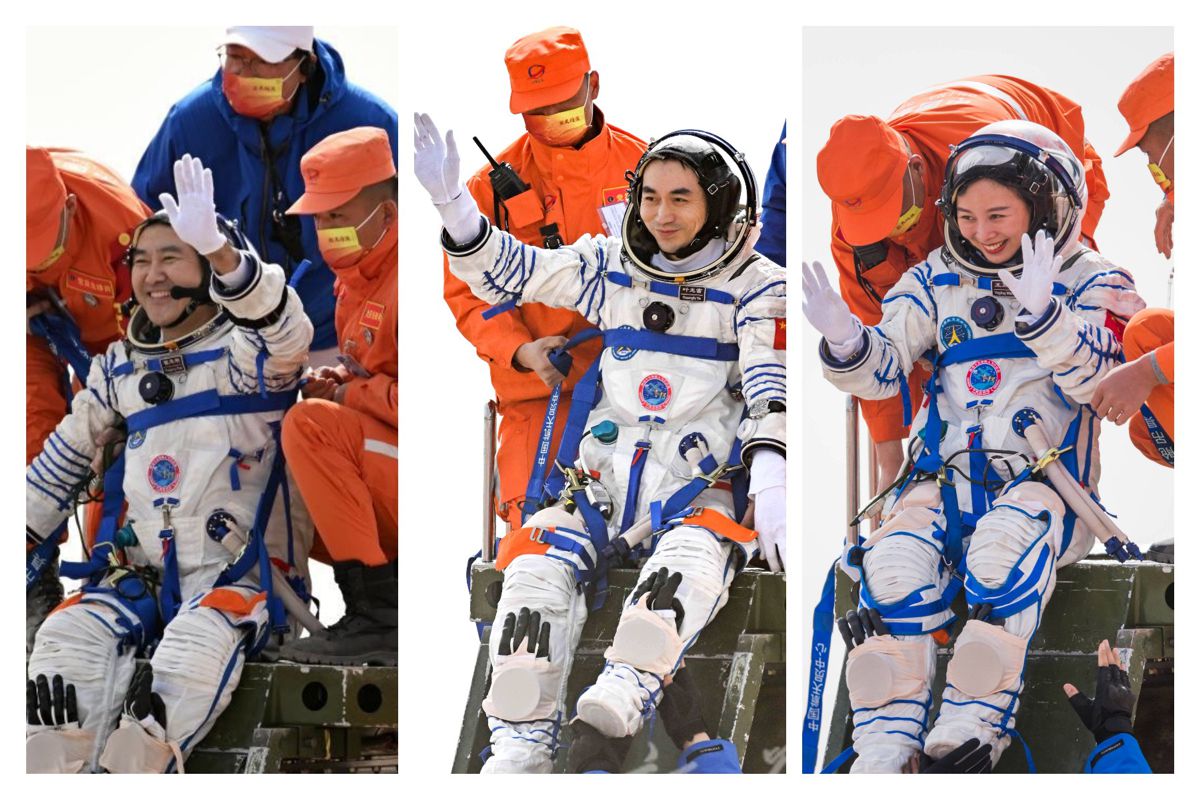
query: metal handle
[
  {"left": 482, "top": 400, "right": 498, "bottom": 562},
  {"left": 845, "top": 395, "right": 860, "bottom": 547}
]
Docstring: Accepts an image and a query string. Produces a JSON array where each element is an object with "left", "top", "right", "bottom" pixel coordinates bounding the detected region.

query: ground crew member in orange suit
[
  {"left": 26, "top": 148, "right": 149, "bottom": 465},
  {"left": 816, "top": 76, "right": 1111, "bottom": 491},
  {"left": 442, "top": 26, "right": 647, "bottom": 533},
  {"left": 277, "top": 127, "right": 398, "bottom": 665},
  {"left": 26, "top": 147, "right": 149, "bottom": 653},
  {"left": 1093, "top": 54, "right": 1174, "bottom": 479}
]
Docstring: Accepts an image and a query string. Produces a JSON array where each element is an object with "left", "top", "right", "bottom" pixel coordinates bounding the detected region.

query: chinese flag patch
[{"left": 773, "top": 318, "right": 786, "bottom": 349}]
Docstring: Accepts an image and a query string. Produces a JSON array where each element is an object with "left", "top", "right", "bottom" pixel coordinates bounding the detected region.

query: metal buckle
[{"left": 531, "top": 527, "right": 547, "bottom": 544}]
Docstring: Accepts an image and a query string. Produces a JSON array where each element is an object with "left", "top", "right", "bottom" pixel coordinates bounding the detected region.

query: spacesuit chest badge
[
  {"left": 966, "top": 360, "right": 1002, "bottom": 397},
  {"left": 638, "top": 374, "right": 673, "bottom": 411}
]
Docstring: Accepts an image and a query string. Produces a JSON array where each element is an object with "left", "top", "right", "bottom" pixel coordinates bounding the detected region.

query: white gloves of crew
[
  {"left": 802, "top": 260, "right": 864, "bottom": 359},
  {"left": 159, "top": 155, "right": 226, "bottom": 256},
  {"left": 999, "top": 231, "right": 1061, "bottom": 322},
  {"left": 413, "top": 112, "right": 481, "bottom": 244},
  {"left": 749, "top": 450, "right": 786, "bottom": 572}
]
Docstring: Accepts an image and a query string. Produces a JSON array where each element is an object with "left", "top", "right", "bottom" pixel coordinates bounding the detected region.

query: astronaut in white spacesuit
[
  {"left": 25, "top": 155, "right": 314, "bottom": 773},
  {"left": 415, "top": 113, "right": 786, "bottom": 773},
  {"left": 802, "top": 121, "right": 1144, "bottom": 773}
]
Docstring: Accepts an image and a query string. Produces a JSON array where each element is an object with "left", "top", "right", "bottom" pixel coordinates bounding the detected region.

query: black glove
[
  {"left": 1066, "top": 649, "right": 1136, "bottom": 744},
  {"left": 496, "top": 606, "right": 551, "bottom": 659},
  {"left": 27, "top": 673, "right": 78, "bottom": 727},
  {"left": 567, "top": 719, "right": 634, "bottom": 773},
  {"left": 124, "top": 664, "right": 167, "bottom": 730},
  {"left": 920, "top": 738, "right": 993, "bottom": 773},
  {"left": 837, "top": 606, "right": 889, "bottom": 651},
  {"left": 658, "top": 666, "right": 709, "bottom": 750},
  {"left": 632, "top": 567, "right": 685, "bottom": 630}
]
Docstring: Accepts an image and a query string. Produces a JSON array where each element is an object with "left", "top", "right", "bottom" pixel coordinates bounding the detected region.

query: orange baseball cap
[
  {"left": 1114, "top": 53, "right": 1174, "bottom": 157},
  {"left": 505, "top": 27, "right": 590, "bottom": 114},
  {"left": 27, "top": 147, "right": 68, "bottom": 269},
  {"left": 817, "top": 115, "right": 910, "bottom": 245},
  {"left": 287, "top": 127, "right": 396, "bottom": 215}
]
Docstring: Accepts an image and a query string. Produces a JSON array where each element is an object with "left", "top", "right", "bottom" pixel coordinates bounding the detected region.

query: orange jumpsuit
[
  {"left": 27, "top": 150, "right": 148, "bottom": 465},
  {"left": 442, "top": 109, "right": 646, "bottom": 530},
  {"left": 282, "top": 226, "right": 398, "bottom": 566},
  {"left": 829, "top": 76, "right": 1111, "bottom": 443},
  {"left": 1124, "top": 308, "right": 1174, "bottom": 468}
]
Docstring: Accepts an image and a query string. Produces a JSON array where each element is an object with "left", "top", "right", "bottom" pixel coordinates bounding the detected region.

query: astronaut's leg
[
  {"left": 98, "top": 586, "right": 268, "bottom": 773},
  {"left": 926, "top": 482, "right": 1065, "bottom": 765},
  {"left": 482, "top": 507, "right": 588, "bottom": 774},
  {"left": 845, "top": 486, "right": 950, "bottom": 773},
  {"left": 27, "top": 595, "right": 141, "bottom": 772},
  {"left": 576, "top": 523, "right": 737, "bottom": 739}
]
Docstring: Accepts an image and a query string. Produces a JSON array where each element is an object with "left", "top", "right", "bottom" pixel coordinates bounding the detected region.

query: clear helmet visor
[{"left": 621, "top": 130, "right": 759, "bottom": 283}]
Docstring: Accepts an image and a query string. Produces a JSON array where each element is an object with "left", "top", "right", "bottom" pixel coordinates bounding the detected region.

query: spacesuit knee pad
[
  {"left": 151, "top": 591, "right": 265, "bottom": 748},
  {"left": 845, "top": 635, "right": 935, "bottom": 710},
  {"left": 945, "top": 619, "right": 1027, "bottom": 698},
  {"left": 98, "top": 718, "right": 181, "bottom": 774},
  {"left": 26, "top": 727, "right": 96, "bottom": 773},
  {"left": 28, "top": 598, "right": 138, "bottom": 740},
  {"left": 640, "top": 525, "right": 733, "bottom": 642},
  {"left": 604, "top": 596, "right": 686, "bottom": 676},
  {"left": 483, "top": 655, "right": 564, "bottom": 722},
  {"left": 491, "top": 555, "right": 582, "bottom": 668}
]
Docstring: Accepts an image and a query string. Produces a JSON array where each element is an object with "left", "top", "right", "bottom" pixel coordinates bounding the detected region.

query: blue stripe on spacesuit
[
  {"left": 48, "top": 432, "right": 90, "bottom": 468},
  {"left": 26, "top": 475, "right": 72, "bottom": 509},
  {"left": 882, "top": 292, "right": 929, "bottom": 316},
  {"left": 736, "top": 279, "right": 786, "bottom": 312}
]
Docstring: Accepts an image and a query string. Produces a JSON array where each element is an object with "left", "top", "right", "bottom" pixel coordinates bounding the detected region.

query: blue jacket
[
  {"left": 1084, "top": 733, "right": 1152, "bottom": 774},
  {"left": 133, "top": 39, "right": 397, "bottom": 350},
  {"left": 755, "top": 122, "right": 786, "bottom": 268},
  {"left": 677, "top": 738, "right": 743, "bottom": 773}
]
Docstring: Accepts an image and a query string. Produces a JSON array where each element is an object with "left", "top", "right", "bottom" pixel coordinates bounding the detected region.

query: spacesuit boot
[
  {"left": 278, "top": 561, "right": 398, "bottom": 666},
  {"left": 27, "top": 556, "right": 64, "bottom": 657}
]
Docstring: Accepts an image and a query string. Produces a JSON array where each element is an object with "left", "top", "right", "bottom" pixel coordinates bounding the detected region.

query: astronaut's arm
[
  {"left": 26, "top": 354, "right": 122, "bottom": 543},
  {"left": 213, "top": 249, "right": 314, "bottom": 394},
  {"left": 736, "top": 271, "right": 787, "bottom": 462},
  {"left": 443, "top": 222, "right": 609, "bottom": 325},
  {"left": 819, "top": 263, "right": 938, "bottom": 401},
  {"left": 1015, "top": 267, "right": 1142, "bottom": 404}
]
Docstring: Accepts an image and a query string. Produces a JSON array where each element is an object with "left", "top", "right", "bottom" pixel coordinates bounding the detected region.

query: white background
[
  {"left": 801, "top": 26, "right": 1176, "bottom": 762},
  {"left": 401, "top": 11, "right": 785, "bottom": 768}
]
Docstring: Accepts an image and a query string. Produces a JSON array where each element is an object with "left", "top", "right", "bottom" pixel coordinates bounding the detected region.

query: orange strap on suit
[
  {"left": 827, "top": 75, "right": 1109, "bottom": 444},
  {"left": 1123, "top": 308, "right": 1174, "bottom": 468},
  {"left": 443, "top": 115, "right": 646, "bottom": 523},
  {"left": 26, "top": 149, "right": 148, "bottom": 463}
]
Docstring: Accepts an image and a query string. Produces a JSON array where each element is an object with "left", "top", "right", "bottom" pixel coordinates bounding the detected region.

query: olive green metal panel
[
  {"left": 822, "top": 558, "right": 1174, "bottom": 774},
  {"left": 188, "top": 662, "right": 398, "bottom": 773},
  {"left": 454, "top": 565, "right": 785, "bottom": 773}
]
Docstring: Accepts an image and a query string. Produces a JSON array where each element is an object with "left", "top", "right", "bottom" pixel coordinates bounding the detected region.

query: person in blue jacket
[
  {"left": 132, "top": 26, "right": 397, "bottom": 359},
  {"left": 755, "top": 123, "right": 786, "bottom": 267}
]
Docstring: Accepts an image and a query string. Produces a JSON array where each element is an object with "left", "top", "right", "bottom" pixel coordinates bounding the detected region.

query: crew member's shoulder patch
[{"left": 612, "top": 324, "right": 637, "bottom": 361}]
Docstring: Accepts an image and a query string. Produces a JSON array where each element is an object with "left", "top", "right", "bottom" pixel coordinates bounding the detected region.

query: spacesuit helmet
[
  {"left": 126, "top": 210, "right": 253, "bottom": 327},
  {"left": 939, "top": 120, "right": 1086, "bottom": 275},
  {"left": 622, "top": 130, "right": 758, "bottom": 283}
]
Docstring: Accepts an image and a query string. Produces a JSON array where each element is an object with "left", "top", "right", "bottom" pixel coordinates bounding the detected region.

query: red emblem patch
[
  {"left": 66, "top": 271, "right": 115, "bottom": 298},
  {"left": 601, "top": 186, "right": 629, "bottom": 207},
  {"left": 773, "top": 318, "right": 786, "bottom": 350},
  {"left": 359, "top": 301, "right": 385, "bottom": 331}
]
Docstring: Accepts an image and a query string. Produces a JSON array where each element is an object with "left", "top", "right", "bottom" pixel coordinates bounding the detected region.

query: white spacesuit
[
  {"left": 416, "top": 115, "right": 786, "bottom": 773},
  {"left": 805, "top": 122, "right": 1144, "bottom": 772},
  {"left": 25, "top": 160, "right": 314, "bottom": 773}
]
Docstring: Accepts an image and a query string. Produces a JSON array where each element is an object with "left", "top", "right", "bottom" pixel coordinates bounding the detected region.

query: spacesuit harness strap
[
  {"left": 61, "top": 386, "right": 298, "bottom": 632},
  {"left": 28, "top": 306, "right": 94, "bottom": 397}
]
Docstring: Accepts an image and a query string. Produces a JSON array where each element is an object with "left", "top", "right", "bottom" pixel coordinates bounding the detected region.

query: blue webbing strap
[
  {"left": 803, "top": 561, "right": 838, "bottom": 773},
  {"left": 521, "top": 328, "right": 604, "bottom": 521},
  {"left": 620, "top": 442, "right": 651, "bottom": 533},
  {"left": 603, "top": 271, "right": 737, "bottom": 305},
  {"left": 110, "top": 348, "right": 227, "bottom": 377},
  {"left": 61, "top": 451, "right": 128, "bottom": 582},
  {"left": 1140, "top": 403, "right": 1174, "bottom": 466},
  {"left": 157, "top": 499, "right": 182, "bottom": 625},
  {"left": 29, "top": 311, "right": 93, "bottom": 390}
]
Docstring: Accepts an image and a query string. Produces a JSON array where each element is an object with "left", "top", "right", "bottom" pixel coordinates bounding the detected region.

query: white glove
[
  {"left": 749, "top": 450, "right": 786, "bottom": 572},
  {"left": 802, "top": 260, "right": 863, "bottom": 354},
  {"left": 158, "top": 154, "right": 226, "bottom": 256},
  {"left": 999, "top": 230, "right": 1061, "bottom": 322},
  {"left": 413, "top": 112, "right": 481, "bottom": 243}
]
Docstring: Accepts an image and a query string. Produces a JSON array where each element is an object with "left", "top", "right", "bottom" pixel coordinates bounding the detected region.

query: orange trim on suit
[
  {"left": 828, "top": 76, "right": 1110, "bottom": 443},
  {"left": 442, "top": 110, "right": 646, "bottom": 522}
]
